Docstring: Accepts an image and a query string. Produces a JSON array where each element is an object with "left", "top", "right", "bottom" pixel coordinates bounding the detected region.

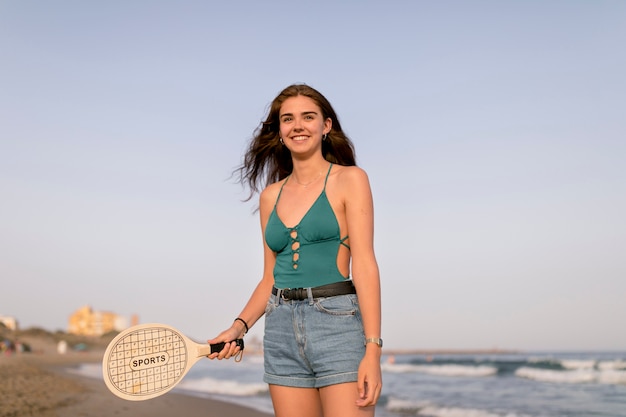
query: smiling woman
[{"left": 208, "top": 84, "right": 383, "bottom": 417}]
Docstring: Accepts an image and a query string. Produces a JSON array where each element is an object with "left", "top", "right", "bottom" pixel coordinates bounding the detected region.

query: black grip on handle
[{"left": 210, "top": 338, "right": 245, "bottom": 354}]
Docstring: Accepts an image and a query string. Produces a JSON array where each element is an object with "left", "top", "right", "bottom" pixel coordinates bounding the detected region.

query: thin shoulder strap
[
  {"left": 274, "top": 176, "right": 290, "bottom": 207},
  {"left": 322, "top": 163, "right": 333, "bottom": 189}
]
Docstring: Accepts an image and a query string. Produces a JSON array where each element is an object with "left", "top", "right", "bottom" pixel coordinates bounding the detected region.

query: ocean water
[{"left": 81, "top": 351, "right": 626, "bottom": 416}]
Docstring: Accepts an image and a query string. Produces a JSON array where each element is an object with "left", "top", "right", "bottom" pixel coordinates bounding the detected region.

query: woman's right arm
[{"left": 207, "top": 186, "right": 277, "bottom": 359}]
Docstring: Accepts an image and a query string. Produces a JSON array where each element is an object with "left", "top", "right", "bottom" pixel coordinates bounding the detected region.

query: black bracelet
[{"left": 234, "top": 317, "right": 249, "bottom": 334}]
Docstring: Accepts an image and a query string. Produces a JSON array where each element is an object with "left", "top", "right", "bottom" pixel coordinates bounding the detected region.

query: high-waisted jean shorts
[{"left": 263, "top": 290, "right": 366, "bottom": 388}]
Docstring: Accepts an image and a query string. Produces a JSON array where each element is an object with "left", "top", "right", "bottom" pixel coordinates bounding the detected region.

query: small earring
[
  {"left": 323, "top": 134, "right": 327, "bottom": 141},
  {"left": 279, "top": 137, "right": 284, "bottom": 145}
]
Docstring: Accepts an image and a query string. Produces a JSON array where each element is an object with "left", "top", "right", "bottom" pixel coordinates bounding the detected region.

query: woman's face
[{"left": 279, "top": 95, "right": 331, "bottom": 155}]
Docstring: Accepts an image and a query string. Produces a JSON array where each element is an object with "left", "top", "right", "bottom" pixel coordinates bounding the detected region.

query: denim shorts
[{"left": 263, "top": 291, "right": 366, "bottom": 388}]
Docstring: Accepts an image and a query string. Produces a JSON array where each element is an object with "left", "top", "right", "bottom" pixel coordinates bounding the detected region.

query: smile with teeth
[{"left": 291, "top": 135, "right": 309, "bottom": 141}]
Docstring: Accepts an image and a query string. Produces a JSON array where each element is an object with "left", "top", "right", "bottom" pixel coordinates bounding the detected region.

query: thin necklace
[{"left": 293, "top": 170, "right": 322, "bottom": 187}]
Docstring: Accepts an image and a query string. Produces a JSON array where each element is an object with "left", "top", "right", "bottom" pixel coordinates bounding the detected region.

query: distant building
[
  {"left": 0, "top": 316, "right": 18, "bottom": 331},
  {"left": 68, "top": 305, "right": 128, "bottom": 336}
]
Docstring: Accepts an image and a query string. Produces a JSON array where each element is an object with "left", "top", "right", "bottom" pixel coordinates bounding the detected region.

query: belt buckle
[
  {"left": 282, "top": 288, "right": 304, "bottom": 300},
  {"left": 280, "top": 288, "right": 289, "bottom": 300}
]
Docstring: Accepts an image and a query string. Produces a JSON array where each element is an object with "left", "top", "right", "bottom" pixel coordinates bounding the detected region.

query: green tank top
[{"left": 265, "top": 163, "right": 350, "bottom": 289}]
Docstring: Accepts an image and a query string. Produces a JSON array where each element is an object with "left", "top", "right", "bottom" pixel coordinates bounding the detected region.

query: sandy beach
[{"left": 1, "top": 335, "right": 271, "bottom": 417}]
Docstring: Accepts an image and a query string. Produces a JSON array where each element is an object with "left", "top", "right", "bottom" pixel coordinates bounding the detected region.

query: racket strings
[{"left": 106, "top": 327, "right": 187, "bottom": 396}]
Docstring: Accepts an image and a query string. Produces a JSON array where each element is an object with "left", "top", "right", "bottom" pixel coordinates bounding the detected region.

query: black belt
[{"left": 272, "top": 281, "right": 356, "bottom": 301}]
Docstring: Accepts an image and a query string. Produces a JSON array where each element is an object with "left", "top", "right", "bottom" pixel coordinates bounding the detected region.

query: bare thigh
[
  {"left": 320, "top": 382, "right": 376, "bottom": 417},
  {"left": 269, "top": 385, "right": 323, "bottom": 417}
]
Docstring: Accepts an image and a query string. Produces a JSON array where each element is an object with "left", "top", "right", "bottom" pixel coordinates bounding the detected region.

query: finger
[
  {"left": 227, "top": 342, "right": 242, "bottom": 359},
  {"left": 219, "top": 341, "right": 233, "bottom": 359},
  {"left": 368, "top": 382, "right": 381, "bottom": 406},
  {"left": 222, "top": 341, "right": 241, "bottom": 359},
  {"left": 355, "top": 379, "right": 368, "bottom": 406},
  {"left": 357, "top": 374, "right": 366, "bottom": 399}
]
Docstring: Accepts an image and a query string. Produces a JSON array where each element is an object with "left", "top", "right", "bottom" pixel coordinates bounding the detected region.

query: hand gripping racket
[{"left": 102, "top": 323, "right": 244, "bottom": 401}]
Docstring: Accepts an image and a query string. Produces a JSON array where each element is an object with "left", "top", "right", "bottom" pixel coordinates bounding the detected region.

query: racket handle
[{"left": 210, "top": 338, "right": 245, "bottom": 354}]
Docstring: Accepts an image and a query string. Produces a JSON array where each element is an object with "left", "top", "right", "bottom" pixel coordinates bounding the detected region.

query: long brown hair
[{"left": 236, "top": 84, "right": 356, "bottom": 201}]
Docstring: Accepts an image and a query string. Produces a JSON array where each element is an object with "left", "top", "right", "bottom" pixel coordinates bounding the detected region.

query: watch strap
[{"left": 364, "top": 337, "right": 383, "bottom": 347}]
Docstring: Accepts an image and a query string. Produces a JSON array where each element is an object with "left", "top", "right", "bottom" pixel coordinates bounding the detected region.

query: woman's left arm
[{"left": 342, "top": 166, "right": 383, "bottom": 407}]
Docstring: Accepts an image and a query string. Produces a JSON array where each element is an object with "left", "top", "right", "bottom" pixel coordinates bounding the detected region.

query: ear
[{"left": 323, "top": 117, "right": 332, "bottom": 135}]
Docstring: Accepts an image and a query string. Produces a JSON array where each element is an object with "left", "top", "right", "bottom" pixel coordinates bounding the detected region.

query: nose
[{"left": 293, "top": 117, "right": 304, "bottom": 131}]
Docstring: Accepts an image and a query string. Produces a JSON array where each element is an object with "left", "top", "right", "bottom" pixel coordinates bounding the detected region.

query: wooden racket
[{"left": 102, "top": 323, "right": 244, "bottom": 401}]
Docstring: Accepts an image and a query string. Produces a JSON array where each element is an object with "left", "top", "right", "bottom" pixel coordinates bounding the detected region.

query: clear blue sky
[{"left": 1, "top": 1, "right": 625, "bottom": 350}]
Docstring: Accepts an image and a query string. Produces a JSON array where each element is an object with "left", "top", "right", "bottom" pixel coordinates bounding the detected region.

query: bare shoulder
[
  {"left": 334, "top": 165, "right": 371, "bottom": 188},
  {"left": 259, "top": 179, "right": 284, "bottom": 211}
]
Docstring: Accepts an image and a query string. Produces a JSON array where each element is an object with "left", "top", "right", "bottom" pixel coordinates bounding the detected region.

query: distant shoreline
[{"left": 382, "top": 348, "right": 520, "bottom": 356}]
